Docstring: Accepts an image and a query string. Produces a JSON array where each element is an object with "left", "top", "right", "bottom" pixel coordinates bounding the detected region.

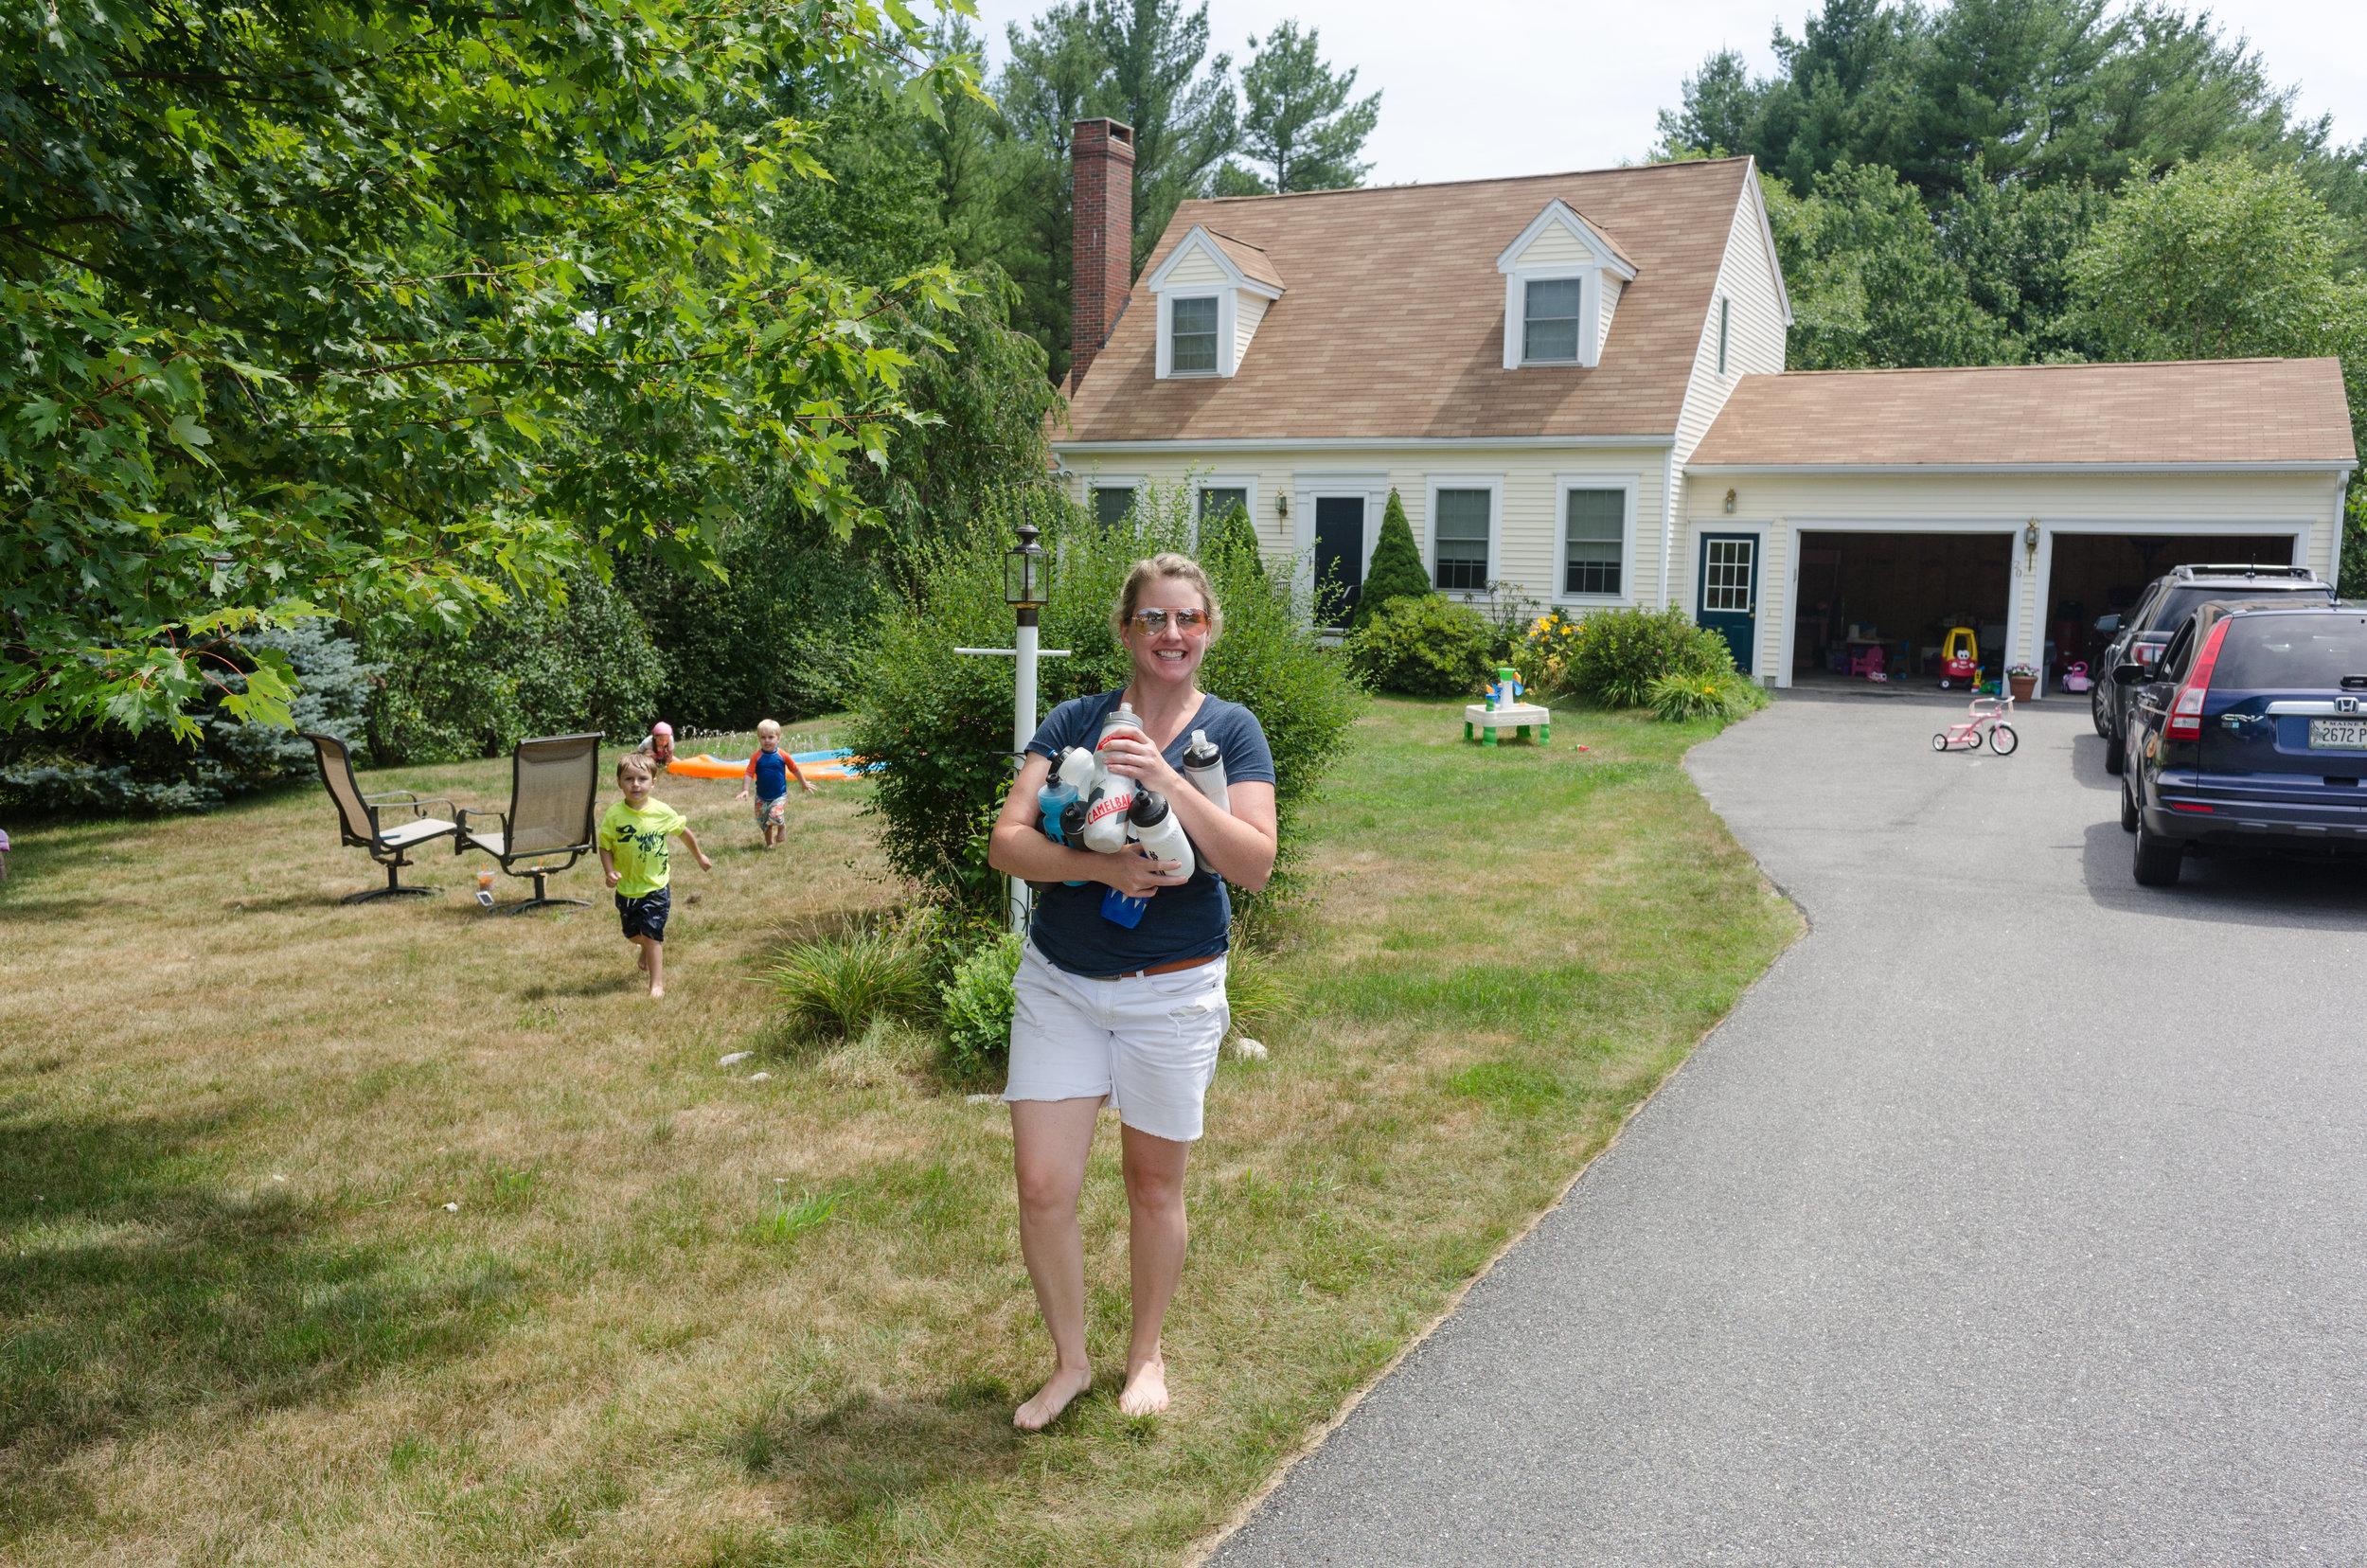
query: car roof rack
[{"left": 2169, "top": 562, "right": 2322, "bottom": 581}]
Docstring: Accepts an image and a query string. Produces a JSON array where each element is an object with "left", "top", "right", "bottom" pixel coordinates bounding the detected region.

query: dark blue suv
[{"left": 2117, "top": 599, "right": 2367, "bottom": 886}]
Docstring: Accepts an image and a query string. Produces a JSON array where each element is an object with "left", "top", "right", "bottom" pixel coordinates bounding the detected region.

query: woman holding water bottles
[{"left": 987, "top": 553, "right": 1278, "bottom": 1429}]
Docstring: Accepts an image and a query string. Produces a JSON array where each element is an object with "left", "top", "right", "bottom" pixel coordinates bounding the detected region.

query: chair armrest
[{"left": 367, "top": 792, "right": 457, "bottom": 824}]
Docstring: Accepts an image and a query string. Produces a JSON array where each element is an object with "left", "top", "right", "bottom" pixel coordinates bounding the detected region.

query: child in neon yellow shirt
[{"left": 597, "top": 754, "right": 710, "bottom": 999}]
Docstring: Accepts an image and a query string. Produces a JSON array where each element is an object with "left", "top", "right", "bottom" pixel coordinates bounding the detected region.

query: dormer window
[
  {"left": 1497, "top": 200, "right": 1638, "bottom": 371},
  {"left": 1147, "top": 225, "right": 1285, "bottom": 380},
  {"left": 1524, "top": 279, "right": 1584, "bottom": 363},
  {"left": 1171, "top": 296, "right": 1220, "bottom": 374}
]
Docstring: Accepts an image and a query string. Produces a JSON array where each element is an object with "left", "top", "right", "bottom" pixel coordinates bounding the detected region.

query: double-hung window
[
  {"left": 1092, "top": 487, "right": 1136, "bottom": 527},
  {"left": 1198, "top": 486, "right": 1248, "bottom": 524},
  {"left": 1170, "top": 296, "right": 1219, "bottom": 373},
  {"left": 1562, "top": 490, "right": 1624, "bottom": 597},
  {"left": 1523, "top": 278, "right": 1583, "bottom": 364},
  {"left": 1433, "top": 490, "right": 1492, "bottom": 591}
]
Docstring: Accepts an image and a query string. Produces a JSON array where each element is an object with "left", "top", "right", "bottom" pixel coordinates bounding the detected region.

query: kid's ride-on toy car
[{"left": 1937, "top": 625, "right": 1979, "bottom": 689}]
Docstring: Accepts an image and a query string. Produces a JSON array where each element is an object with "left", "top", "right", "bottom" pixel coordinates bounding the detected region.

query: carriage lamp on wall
[
  {"left": 1723, "top": 489, "right": 1736, "bottom": 515},
  {"left": 2024, "top": 519, "right": 2040, "bottom": 563},
  {"left": 1276, "top": 492, "right": 1289, "bottom": 518}
]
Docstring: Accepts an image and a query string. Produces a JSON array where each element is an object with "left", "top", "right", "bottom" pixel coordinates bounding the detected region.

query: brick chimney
[{"left": 1070, "top": 117, "right": 1135, "bottom": 393}]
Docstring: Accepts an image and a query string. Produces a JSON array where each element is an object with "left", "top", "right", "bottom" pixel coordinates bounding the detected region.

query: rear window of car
[
  {"left": 2142, "top": 582, "right": 2330, "bottom": 637},
  {"left": 2212, "top": 615, "right": 2367, "bottom": 689}
]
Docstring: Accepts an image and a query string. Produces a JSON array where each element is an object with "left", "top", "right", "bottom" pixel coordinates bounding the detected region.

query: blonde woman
[{"left": 988, "top": 554, "right": 1279, "bottom": 1429}]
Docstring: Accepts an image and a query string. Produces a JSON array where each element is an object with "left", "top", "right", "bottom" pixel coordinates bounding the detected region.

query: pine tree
[
  {"left": 1352, "top": 489, "right": 1433, "bottom": 630},
  {"left": 1201, "top": 502, "right": 1265, "bottom": 579}
]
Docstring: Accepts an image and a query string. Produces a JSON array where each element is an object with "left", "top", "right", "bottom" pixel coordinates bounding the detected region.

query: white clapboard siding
[
  {"left": 1513, "top": 224, "right": 1594, "bottom": 267},
  {"left": 1235, "top": 294, "right": 1269, "bottom": 366}
]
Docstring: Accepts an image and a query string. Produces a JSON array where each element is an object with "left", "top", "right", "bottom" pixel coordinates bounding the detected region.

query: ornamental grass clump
[{"left": 770, "top": 916, "right": 938, "bottom": 1041}]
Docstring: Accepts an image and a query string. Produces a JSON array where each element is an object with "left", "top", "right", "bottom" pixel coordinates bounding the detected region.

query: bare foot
[
  {"left": 1014, "top": 1365, "right": 1092, "bottom": 1431},
  {"left": 649, "top": 983, "right": 666, "bottom": 1001},
  {"left": 1118, "top": 1356, "right": 1168, "bottom": 1417}
]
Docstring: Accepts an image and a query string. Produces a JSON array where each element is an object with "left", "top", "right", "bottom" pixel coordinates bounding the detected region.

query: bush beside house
[{"left": 1351, "top": 489, "right": 1433, "bottom": 631}]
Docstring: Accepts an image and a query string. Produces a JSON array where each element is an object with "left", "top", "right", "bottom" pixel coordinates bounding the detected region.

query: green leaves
[{"left": 1, "top": 0, "right": 981, "bottom": 738}]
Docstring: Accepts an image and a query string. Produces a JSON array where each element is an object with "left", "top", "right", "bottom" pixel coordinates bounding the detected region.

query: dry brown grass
[{"left": 0, "top": 701, "right": 1797, "bottom": 1565}]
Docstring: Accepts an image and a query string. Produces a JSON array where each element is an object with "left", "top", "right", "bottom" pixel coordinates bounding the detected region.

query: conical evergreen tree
[
  {"left": 1200, "top": 502, "right": 1265, "bottom": 579},
  {"left": 1351, "top": 488, "right": 1433, "bottom": 630}
]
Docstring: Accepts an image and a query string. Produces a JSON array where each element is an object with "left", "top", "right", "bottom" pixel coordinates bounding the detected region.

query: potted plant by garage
[{"left": 2006, "top": 662, "right": 2038, "bottom": 703}]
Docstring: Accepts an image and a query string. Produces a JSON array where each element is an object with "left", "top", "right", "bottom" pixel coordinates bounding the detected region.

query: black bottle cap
[{"left": 1129, "top": 789, "right": 1169, "bottom": 827}]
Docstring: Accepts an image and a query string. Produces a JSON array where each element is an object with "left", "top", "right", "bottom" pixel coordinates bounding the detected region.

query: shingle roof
[
  {"left": 1059, "top": 157, "right": 1756, "bottom": 443},
  {"left": 1205, "top": 231, "right": 1284, "bottom": 293},
  {"left": 1689, "top": 359, "right": 2358, "bottom": 468}
]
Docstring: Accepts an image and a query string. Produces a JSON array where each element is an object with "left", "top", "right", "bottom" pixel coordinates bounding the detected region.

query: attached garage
[{"left": 1681, "top": 359, "right": 2358, "bottom": 693}]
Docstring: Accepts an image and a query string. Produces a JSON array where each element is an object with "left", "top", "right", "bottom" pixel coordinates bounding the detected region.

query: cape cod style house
[{"left": 1051, "top": 118, "right": 2358, "bottom": 693}]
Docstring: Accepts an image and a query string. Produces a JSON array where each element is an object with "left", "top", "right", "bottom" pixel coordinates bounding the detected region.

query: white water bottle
[
  {"left": 1181, "top": 729, "right": 1229, "bottom": 812},
  {"left": 1081, "top": 703, "right": 1145, "bottom": 852},
  {"left": 1127, "top": 790, "right": 1196, "bottom": 882}
]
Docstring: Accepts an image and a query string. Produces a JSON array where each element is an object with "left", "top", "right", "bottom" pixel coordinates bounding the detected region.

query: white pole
[{"left": 1010, "top": 611, "right": 1039, "bottom": 935}]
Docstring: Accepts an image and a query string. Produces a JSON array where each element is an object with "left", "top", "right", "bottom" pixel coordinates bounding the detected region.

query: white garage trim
[{"left": 1766, "top": 516, "right": 2021, "bottom": 695}]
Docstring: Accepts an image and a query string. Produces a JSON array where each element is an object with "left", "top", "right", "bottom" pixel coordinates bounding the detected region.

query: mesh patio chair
[
  {"left": 306, "top": 733, "right": 460, "bottom": 903},
  {"left": 454, "top": 733, "right": 604, "bottom": 915}
]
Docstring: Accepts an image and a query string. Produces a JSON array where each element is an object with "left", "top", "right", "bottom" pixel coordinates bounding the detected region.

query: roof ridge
[
  {"left": 1192, "top": 155, "right": 1753, "bottom": 207},
  {"left": 1745, "top": 357, "right": 2321, "bottom": 381}
]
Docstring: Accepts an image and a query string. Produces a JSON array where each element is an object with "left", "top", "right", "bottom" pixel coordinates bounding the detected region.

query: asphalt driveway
[{"left": 1205, "top": 692, "right": 2367, "bottom": 1566}]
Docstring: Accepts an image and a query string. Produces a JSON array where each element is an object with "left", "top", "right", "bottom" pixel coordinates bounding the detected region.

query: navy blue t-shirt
[{"left": 1024, "top": 691, "right": 1275, "bottom": 976}]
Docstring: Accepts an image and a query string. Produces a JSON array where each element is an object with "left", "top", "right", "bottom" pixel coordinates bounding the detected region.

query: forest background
[{"left": 4, "top": 0, "right": 2365, "bottom": 813}]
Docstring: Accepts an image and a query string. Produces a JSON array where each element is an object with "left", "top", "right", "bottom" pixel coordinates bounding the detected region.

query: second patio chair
[
  {"left": 306, "top": 733, "right": 460, "bottom": 903},
  {"left": 454, "top": 732, "right": 604, "bottom": 915}
]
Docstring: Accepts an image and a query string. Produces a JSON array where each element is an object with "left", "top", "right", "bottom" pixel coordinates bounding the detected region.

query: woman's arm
[
  {"left": 1095, "top": 735, "right": 1279, "bottom": 892},
  {"left": 988, "top": 753, "right": 1188, "bottom": 898}
]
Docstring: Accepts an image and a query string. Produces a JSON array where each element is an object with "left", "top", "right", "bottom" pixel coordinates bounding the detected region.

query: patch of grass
[
  {"left": 768, "top": 919, "right": 935, "bottom": 1041},
  {"left": 0, "top": 698, "right": 1794, "bottom": 1565}
]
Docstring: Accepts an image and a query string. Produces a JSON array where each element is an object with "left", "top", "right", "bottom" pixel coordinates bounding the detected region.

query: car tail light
[{"left": 2163, "top": 620, "right": 2231, "bottom": 742}]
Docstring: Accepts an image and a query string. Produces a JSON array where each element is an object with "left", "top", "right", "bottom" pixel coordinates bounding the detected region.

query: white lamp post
[{"left": 960, "top": 519, "right": 1068, "bottom": 933}]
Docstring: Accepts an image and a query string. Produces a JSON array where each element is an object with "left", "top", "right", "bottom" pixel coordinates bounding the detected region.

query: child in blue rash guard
[{"left": 734, "top": 719, "right": 815, "bottom": 849}]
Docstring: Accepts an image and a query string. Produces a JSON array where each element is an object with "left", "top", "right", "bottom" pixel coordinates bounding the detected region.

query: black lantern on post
[{"left": 1005, "top": 521, "right": 1048, "bottom": 623}]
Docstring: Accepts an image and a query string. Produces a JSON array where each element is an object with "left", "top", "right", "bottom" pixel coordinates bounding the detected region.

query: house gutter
[
  {"left": 1052, "top": 435, "right": 1678, "bottom": 455},
  {"left": 1683, "top": 460, "right": 2359, "bottom": 477}
]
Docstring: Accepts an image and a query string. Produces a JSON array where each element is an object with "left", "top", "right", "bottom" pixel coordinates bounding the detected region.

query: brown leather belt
[{"left": 1086, "top": 953, "right": 1221, "bottom": 982}]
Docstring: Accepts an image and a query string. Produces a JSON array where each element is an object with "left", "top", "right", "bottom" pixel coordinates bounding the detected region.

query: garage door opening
[
  {"left": 1792, "top": 531, "right": 2011, "bottom": 687},
  {"left": 2040, "top": 533, "right": 2297, "bottom": 686}
]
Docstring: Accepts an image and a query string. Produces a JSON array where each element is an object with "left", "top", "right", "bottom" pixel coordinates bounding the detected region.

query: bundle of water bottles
[{"left": 1034, "top": 702, "right": 1229, "bottom": 929}]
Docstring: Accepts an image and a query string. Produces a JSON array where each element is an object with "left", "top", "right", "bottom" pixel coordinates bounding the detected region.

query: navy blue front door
[
  {"left": 1697, "top": 533, "right": 1758, "bottom": 674},
  {"left": 1314, "top": 496, "right": 1365, "bottom": 619}
]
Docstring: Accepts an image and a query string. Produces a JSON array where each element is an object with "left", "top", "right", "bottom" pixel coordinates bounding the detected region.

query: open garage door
[
  {"left": 2039, "top": 532, "right": 2298, "bottom": 687},
  {"left": 1792, "top": 531, "right": 2012, "bottom": 688}
]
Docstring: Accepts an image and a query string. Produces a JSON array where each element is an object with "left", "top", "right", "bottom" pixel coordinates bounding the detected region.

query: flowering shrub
[{"left": 1510, "top": 611, "right": 1586, "bottom": 699}]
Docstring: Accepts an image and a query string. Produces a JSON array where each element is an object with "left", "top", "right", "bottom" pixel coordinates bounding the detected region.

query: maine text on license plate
[{"left": 2309, "top": 718, "right": 2367, "bottom": 750}]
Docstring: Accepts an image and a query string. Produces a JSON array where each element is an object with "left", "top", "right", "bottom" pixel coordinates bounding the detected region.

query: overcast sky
[{"left": 958, "top": 0, "right": 2364, "bottom": 186}]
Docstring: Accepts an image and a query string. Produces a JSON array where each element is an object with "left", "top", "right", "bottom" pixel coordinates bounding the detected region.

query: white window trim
[
  {"left": 1157, "top": 291, "right": 1231, "bottom": 379},
  {"left": 1424, "top": 473, "right": 1504, "bottom": 599},
  {"left": 1191, "top": 473, "right": 1259, "bottom": 549},
  {"left": 1553, "top": 472, "right": 1641, "bottom": 609},
  {"left": 1507, "top": 268, "right": 1599, "bottom": 369}
]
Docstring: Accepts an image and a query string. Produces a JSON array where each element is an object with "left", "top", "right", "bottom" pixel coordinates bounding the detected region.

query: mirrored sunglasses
[{"left": 1129, "top": 608, "right": 1209, "bottom": 634}]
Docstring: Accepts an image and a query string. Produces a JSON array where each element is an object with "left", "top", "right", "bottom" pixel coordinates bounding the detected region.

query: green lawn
[{"left": 0, "top": 700, "right": 1795, "bottom": 1565}]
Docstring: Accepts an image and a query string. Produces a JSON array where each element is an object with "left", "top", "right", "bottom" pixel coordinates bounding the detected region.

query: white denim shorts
[{"left": 1005, "top": 940, "right": 1230, "bottom": 1142}]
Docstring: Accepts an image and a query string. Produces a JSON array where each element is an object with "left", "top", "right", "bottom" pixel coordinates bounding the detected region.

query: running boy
[
  {"left": 734, "top": 718, "right": 815, "bottom": 849},
  {"left": 597, "top": 754, "right": 710, "bottom": 999}
]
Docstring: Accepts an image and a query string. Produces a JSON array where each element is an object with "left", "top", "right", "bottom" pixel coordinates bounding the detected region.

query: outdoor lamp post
[
  {"left": 1004, "top": 522, "right": 1051, "bottom": 933},
  {"left": 958, "top": 515, "right": 1071, "bottom": 933}
]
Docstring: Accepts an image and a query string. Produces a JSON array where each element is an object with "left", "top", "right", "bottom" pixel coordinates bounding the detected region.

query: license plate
[{"left": 2309, "top": 719, "right": 2367, "bottom": 750}]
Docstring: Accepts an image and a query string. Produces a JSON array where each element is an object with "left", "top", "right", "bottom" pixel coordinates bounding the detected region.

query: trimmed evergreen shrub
[
  {"left": 846, "top": 482, "right": 1362, "bottom": 915},
  {"left": 1201, "top": 502, "right": 1265, "bottom": 579},
  {"left": 1566, "top": 606, "right": 1742, "bottom": 708},
  {"left": 0, "top": 621, "right": 379, "bottom": 815},
  {"left": 1351, "top": 488, "right": 1433, "bottom": 630},
  {"left": 1344, "top": 595, "right": 1496, "bottom": 696}
]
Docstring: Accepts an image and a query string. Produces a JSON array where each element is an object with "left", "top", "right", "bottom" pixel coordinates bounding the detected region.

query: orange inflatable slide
[{"left": 666, "top": 747, "right": 877, "bottom": 783}]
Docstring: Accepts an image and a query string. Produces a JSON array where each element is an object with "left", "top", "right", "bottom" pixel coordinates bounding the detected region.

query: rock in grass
[
  {"left": 442, "top": 1202, "right": 460, "bottom": 1212},
  {"left": 748, "top": 1072, "right": 772, "bottom": 1082},
  {"left": 966, "top": 1093, "right": 999, "bottom": 1106},
  {"left": 1233, "top": 1038, "right": 1269, "bottom": 1061},
  {"left": 719, "top": 1051, "right": 753, "bottom": 1066}
]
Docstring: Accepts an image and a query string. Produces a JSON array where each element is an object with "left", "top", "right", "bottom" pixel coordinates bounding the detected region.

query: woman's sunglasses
[{"left": 1128, "top": 608, "right": 1209, "bottom": 634}]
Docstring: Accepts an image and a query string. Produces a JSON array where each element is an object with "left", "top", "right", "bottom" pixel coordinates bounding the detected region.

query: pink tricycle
[{"left": 1932, "top": 695, "right": 2019, "bottom": 755}]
